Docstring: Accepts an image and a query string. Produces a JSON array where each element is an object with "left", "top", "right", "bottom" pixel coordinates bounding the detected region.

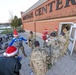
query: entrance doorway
[
  {"left": 58, "top": 22, "right": 75, "bottom": 55},
  {"left": 58, "top": 22, "right": 74, "bottom": 36}
]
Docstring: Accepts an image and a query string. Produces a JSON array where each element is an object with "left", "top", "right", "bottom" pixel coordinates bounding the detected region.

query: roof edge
[{"left": 22, "top": 0, "right": 47, "bottom": 16}]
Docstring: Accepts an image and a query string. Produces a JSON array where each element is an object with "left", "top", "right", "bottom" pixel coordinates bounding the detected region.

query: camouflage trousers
[
  {"left": 18, "top": 46, "right": 27, "bottom": 57},
  {"left": 30, "top": 59, "right": 47, "bottom": 75},
  {"left": 28, "top": 41, "right": 35, "bottom": 50},
  {"left": 43, "top": 40, "right": 47, "bottom": 48}
]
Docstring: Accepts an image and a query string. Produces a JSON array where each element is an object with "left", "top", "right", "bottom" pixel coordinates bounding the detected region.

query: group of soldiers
[
  {"left": 46, "top": 28, "right": 70, "bottom": 65},
  {"left": 29, "top": 28, "right": 70, "bottom": 75},
  {"left": 27, "top": 30, "right": 51, "bottom": 75}
]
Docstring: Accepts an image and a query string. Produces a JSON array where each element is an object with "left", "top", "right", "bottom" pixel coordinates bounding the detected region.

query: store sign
[
  {"left": 23, "top": 12, "right": 33, "bottom": 20},
  {"left": 23, "top": 0, "right": 76, "bottom": 20}
]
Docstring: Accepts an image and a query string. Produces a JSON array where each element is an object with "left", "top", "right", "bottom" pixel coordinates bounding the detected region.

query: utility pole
[{"left": 34, "top": 21, "right": 36, "bottom": 40}]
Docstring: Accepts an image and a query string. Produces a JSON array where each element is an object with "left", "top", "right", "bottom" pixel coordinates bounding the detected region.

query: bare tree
[{"left": 8, "top": 11, "right": 14, "bottom": 23}]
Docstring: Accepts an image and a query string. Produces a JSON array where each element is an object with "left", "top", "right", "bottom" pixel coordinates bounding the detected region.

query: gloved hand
[
  {"left": 29, "top": 39, "right": 31, "bottom": 42},
  {"left": 26, "top": 42, "right": 28, "bottom": 44},
  {"left": 17, "top": 56, "right": 22, "bottom": 61},
  {"left": 26, "top": 41, "right": 28, "bottom": 44}
]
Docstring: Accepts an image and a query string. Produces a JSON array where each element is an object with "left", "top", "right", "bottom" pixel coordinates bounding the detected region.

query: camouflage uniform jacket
[{"left": 30, "top": 47, "right": 50, "bottom": 75}]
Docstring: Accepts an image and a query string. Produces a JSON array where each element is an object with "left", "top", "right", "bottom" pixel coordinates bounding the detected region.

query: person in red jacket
[{"left": 42, "top": 29, "right": 48, "bottom": 48}]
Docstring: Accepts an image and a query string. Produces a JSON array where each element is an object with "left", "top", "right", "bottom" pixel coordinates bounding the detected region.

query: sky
[{"left": 0, "top": 0, "right": 39, "bottom": 23}]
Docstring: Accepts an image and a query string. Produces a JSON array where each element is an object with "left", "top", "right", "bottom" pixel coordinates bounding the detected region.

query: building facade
[{"left": 21, "top": 0, "right": 76, "bottom": 37}]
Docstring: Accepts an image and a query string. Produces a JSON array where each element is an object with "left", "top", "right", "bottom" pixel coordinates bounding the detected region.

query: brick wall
[
  {"left": 23, "top": 17, "right": 76, "bottom": 34},
  {"left": 22, "top": 0, "right": 76, "bottom": 34}
]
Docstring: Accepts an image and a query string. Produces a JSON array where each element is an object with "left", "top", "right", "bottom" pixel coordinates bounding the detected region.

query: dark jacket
[{"left": 0, "top": 57, "right": 21, "bottom": 75}]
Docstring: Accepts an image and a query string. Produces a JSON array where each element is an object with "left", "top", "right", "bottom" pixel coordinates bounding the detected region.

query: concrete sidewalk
[{"left": 46, "top": 54, "right": 76, "bottom": 75}]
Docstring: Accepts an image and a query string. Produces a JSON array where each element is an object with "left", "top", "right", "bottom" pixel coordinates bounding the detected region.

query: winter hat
[
  {"left": 3, "top": 46, "right": 18, "bottom": 57},
  {"left": 44, "top": 28, "right": 48, "bottom": 32},
  {"left": 50, "top": 32, "right": 56, "bottom": 37},
  {"left": 43, "top": 32, "right": 47, "bottom": 35},
  {"left": 13, "top": 29, "right": 18, "bottom": 36},
  {"left": 55, "top": 28, "right": 58, "bottom": 32},
  {"left": 30, "top": 31, "right": 33, "bottom": 34},
  {"left": 34, "top": 41, "right": 40, "bottom": 47}
]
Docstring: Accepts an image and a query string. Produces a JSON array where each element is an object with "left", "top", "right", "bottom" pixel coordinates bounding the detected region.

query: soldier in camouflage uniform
[
  {"left": 28, "top": 31, "right": 35, "bottom": 49},
  {"left": 46, "top": 32, "right": 60, "bottom": 65},
  {"left": 46, "top": 28, "right": 70, "bottom": 65},
  {"left": 58, "top": 28, "right": 69, "bottom": 56},
  {"left": 64, "top": 31, "right": 70, "bottom": 53},
  {"left": 58, "top": 35, "right": 66, "bottom": 56},
  {"left": 30, "top": 41, "right": 51, "bottom": 75}
]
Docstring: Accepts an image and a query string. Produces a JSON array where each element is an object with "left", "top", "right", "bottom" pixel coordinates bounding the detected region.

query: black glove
[
  {"left": 29, "top": 39, "right": 31, "bottom": 42},
  {"left": 26, "top": 42, "right": 28, "bottom": 44}
]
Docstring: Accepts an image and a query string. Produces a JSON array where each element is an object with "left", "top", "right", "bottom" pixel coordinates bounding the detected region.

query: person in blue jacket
[{"left": 8, "top": 29, "right": 28, "bottom": 57}]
